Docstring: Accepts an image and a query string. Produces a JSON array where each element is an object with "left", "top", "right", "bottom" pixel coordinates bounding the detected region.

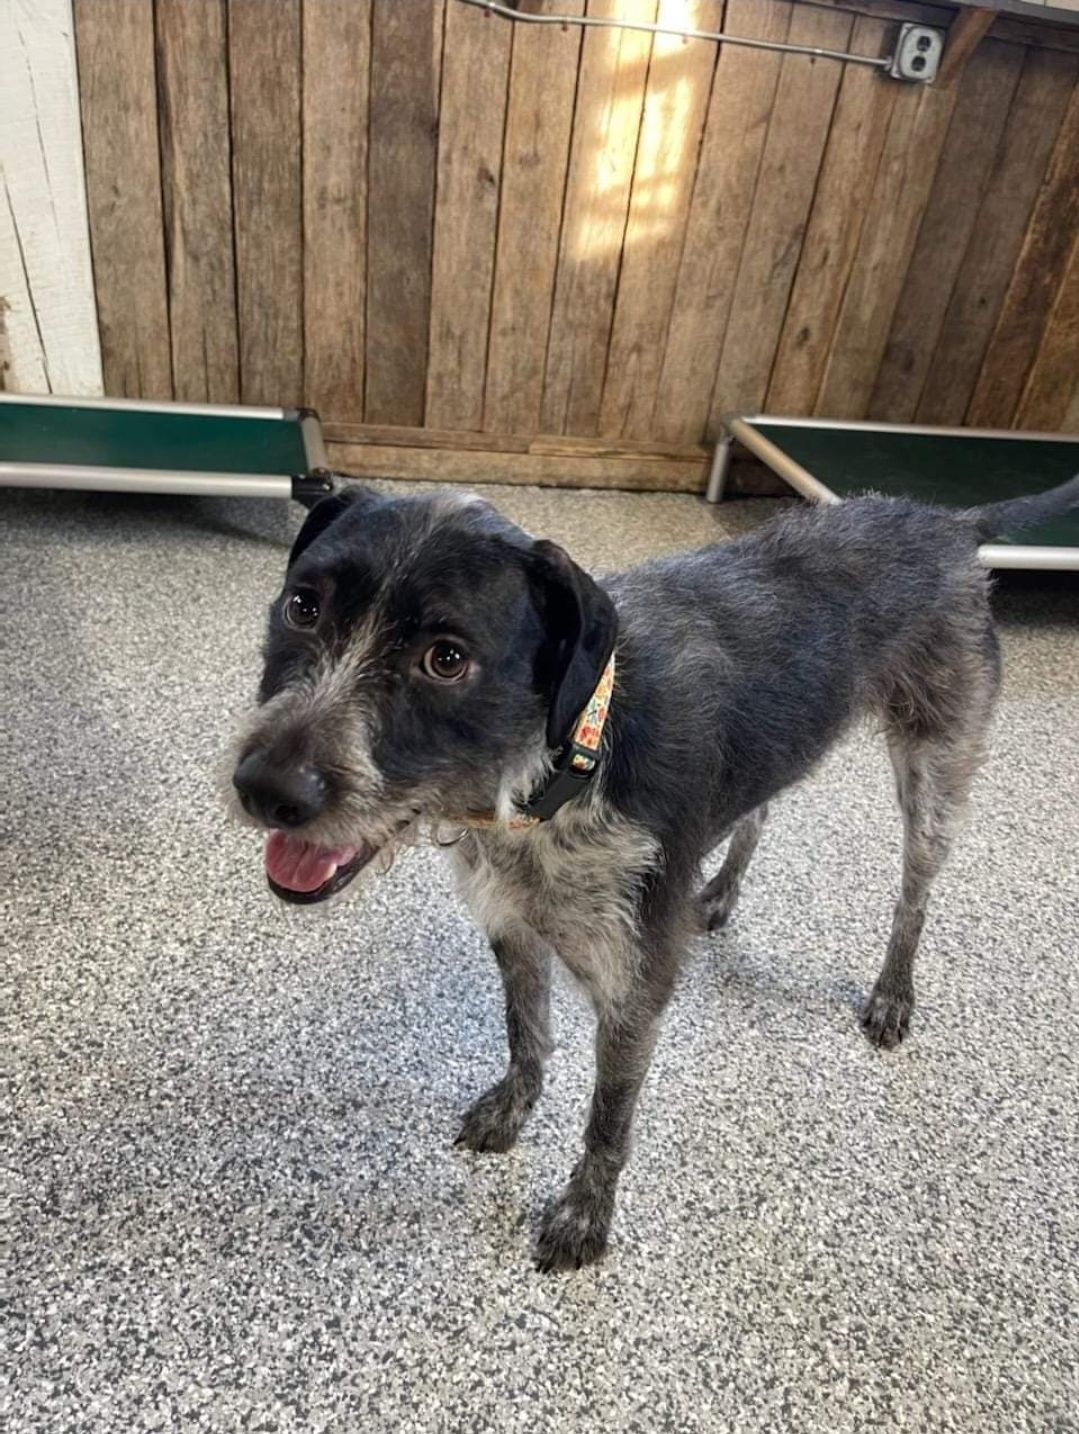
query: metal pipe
[
  {"left": 732, "top": 414, "right": 1079, "bottom": 445},
  {"left": 300, "top": 411, "right": 330, "bottom": 471},
  {"left": 0, "top": 462, "right": 293, "bottom": 499},
  {"left": 705, "top": 433, "right": 732, "bottom": 504},
  {"left": 977, "top": 544, "right": 1079, "bottom": 572},
  {"left": 457, "top": 0, "right": 892, "bottom": 71},
  {"left": 723, "top": 417, "right": 842, "bottom": 506},
  {"left": 0, "top": 391, "right": 288, "bottom": 421}
]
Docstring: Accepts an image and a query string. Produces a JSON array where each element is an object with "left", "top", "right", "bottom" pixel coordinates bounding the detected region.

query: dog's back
[{"left": 605, "top": 486, "right": 1071, "bottom": 835}]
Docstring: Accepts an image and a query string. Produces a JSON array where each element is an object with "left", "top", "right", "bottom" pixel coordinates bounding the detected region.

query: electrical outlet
[{"left": 889, "top": 23, "right": 944, "bottom": 83}]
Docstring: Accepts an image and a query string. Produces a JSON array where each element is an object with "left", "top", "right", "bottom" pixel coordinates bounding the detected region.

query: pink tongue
[{"left": 264, "top": 830, "right": 359, "bottom": 893}]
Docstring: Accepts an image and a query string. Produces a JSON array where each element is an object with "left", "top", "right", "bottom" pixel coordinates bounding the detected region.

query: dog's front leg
[
  {"left": 535, "top": 993, "right": 667, "bottom": 1273},
  {"left": 456, "top": 927, "right": 552, "bottom": 1153}
]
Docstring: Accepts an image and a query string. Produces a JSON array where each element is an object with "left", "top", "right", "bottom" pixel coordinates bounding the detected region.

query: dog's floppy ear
[
  {"left": 527, "top": 539, "right": 618, "bottom": 750},
  {"left": 288, "top": 484, "right": 371, "bottom": 567}
]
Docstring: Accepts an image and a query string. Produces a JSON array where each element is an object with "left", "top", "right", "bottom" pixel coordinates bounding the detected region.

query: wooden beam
[
  {"left": 768, "top": 15, "right": 897, "bottom": 416},
  {"left": 426, "top": 0, "right": 511, "bottom": 430},
  {"left": 328, "top": 433, "right": 717, "bottom": 496},
  {"left": 229, "top": 0, "right": 303, "bottom": 406},
  {"left": 156, "top": 0, "right": 239, "bottom": 404},
  {"left": 484, "top": 0, "right": 583, "bottom": 434},
  {"left": 816, "top": 78, "right": 958, "bottom": 418},
  {"left": 655, "top": 0, "right": 791, "bottom": 443},
  {"left": 711, "top": 3, "right": 854, "bottom": 419},
  {"left": 1015, "top": 233, "right": 1079, "bottom": 432},
  {"left": 597, "top": 0, "right": 722, "bottom": 440},
  {"left": 967, "top": 81, "right": 1079, "bottom": 425},
  {"left": 324, "top": 421, "right": 710, "bottom": 463},
  {"left": 917, "top": 46, "right": 1077, "bottom": 425},
  {"left": 302, "top": 0, "right": 372, "bottom": 423},
  {"left": 365, "top": 0, "right": 443, "bottom": 425},
  {"left": 541, "top": 0, "right": 655, "bottom": 437},
  {"left": 326, "top": 423, "right": 529, "bottom": 454},
  {"left": 869, "top": 39, "right": 1024, "bottom": 422},
  {"left": 991, "top": 16, "right": 1079, "bottom": 59},
  {"left": 937, "top": 5, "right": 995, "bottom": 87},
  {"left": 74, "top": 0, "right": 171, "bottom": 399},
  {"left": 812, "top": 0, "right": 952, "bottom": 26}
]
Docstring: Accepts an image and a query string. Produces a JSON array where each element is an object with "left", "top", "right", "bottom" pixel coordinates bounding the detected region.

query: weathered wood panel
[
  {"left": 74, "top": 0, "right": 171, "bottom": 398},
  {"left": 156, "top": 0, "right": 237, "bottom": 404},
  {"left": 991, "top": 14, "right": 1079, "bottom": 57},
  {"left": 1065, "top": 381, "right": 1079, "bottom": 435},
  {"left": 71, "top": 0, "right": 1079, "bottom": 477},
  {"left": 426, "top": 0, "right": 512, "bottom": 431},
  {"left": 654, "top": 0, "right": 791, "bottom": 441},
  {"left": 767, "top": 16, "right": 896, "bottom": 416},
  {"left": 937, "top": 3, "right": 996, "bottom": 87},
  {"left": 366, "top": 0, "right": 443, "bottom": 426},
  {"left": 484, "top": 0, "right": 584, "bottom": 435},
  {"left": 710, "top": 3, "right": 854, "bottom": 421},
  {"left": 1015, "top": 235, "right": 1079, "bottom": 431},
  {"left": 869, "top": 39, "right": 1024, "bottom": 423},
  {"left": 325, "top": 420, "right": 709, "bottom": 465},
  {"left": 967, "top": 80, "right": 1079, "bottom": 425},
  {"left": 1, "top": 0, "right": 101, "bottom": 395},
  {"left": 302, "top": 0, "right": 371, "bottom": 423},
  {"left": 541, "top": 0, "right": 656, "bottom": 437},
  {"left": 917, "top": 47, "right": 1078, "bottom": 425},
  {"left": 0, "top": 202, "right": 43, "bottom": 391},
  {"left": 815, "top": 77, "right": 958, "bottom": 417},
  {"left": 598, "top": 0, "right": 723, "bottom": 440},
  {"left": 228, "top": 0, "right": 302, "bottom": 406},
  {"left": 326, "top": 438, "right": 707, "bottom": 492}
]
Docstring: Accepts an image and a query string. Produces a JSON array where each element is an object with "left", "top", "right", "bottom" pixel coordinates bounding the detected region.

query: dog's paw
[
  {"left": 860, "top": 988, "right": 913, "bottom": 1051},
  {"left": 705, "top": 896, "right": 736, "bottom": 932},
  {"left": 533, "top": 1192, "right": 611, "bottom": 1273},
  {"left": 696, "top": 887, "right": 738, "bottom": 934},
  {"left": 455, "top": 1077, "right": 535, "bottom": 1154}
]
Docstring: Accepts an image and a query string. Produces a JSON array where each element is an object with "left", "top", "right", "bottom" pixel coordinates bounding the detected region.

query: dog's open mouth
[{"left": 264, "top": 830, "right": 376, "bottom": 905}]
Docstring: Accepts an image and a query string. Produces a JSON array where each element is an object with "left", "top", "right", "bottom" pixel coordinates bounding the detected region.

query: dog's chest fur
[{"left": 450, "top": 809, "right": 659, "bottom": 1007}]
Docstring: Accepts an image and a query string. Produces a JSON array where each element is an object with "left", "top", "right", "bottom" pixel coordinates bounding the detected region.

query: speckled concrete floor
[{"left": 4, "top": 482, "right": 1077, "bottom": 1433}]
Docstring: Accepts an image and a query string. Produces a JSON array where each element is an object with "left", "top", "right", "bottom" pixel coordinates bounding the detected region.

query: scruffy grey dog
[{"left": 231, "top": 476, "right": 1078, "bottom": 1271}]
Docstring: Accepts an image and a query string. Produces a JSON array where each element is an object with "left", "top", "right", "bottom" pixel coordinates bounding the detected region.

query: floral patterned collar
[{"left": 451, "top": 652, "right": 616, "bottom": 831}]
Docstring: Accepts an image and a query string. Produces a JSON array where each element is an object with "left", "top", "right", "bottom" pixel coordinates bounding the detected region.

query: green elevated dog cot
[
  {"left": 708, "top": 417, "right": 1079, "bottom": 572},
  {"left": 0, "top": 393, "right": 334, "bottom": 506}
]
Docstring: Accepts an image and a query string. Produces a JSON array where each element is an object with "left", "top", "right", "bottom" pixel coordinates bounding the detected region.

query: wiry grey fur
[{"left": 231, "top": 474, "right": 1079, "bottom": 1272}]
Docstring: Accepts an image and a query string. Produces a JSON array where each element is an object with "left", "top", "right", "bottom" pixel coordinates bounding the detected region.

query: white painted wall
[{"left": 1, "top": 0, "right": 102, "bottom": 395}]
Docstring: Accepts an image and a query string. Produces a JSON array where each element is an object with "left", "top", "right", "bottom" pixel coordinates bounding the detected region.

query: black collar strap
[{"left": 447, "top": 652, "right": 616, "bottom": 830}]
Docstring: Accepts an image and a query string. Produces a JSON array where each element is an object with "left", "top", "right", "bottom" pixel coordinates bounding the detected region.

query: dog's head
[{"left": 230, "top": 486, "right": 617, "bottom": 902}]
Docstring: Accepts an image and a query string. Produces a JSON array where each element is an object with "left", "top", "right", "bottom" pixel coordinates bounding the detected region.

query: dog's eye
[
  {"left": 421, "top": 639, "right": 470, "bottom": 683},
  {"left": 283, "top": 588, "right": 321, "bottom": 630}
]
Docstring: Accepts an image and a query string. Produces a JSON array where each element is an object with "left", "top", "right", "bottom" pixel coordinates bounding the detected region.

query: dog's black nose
[{"left": 232, "top": 751, "right": 327, "bottom": 829}]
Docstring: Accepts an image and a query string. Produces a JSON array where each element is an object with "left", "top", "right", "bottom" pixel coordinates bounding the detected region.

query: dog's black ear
[
  {"left": 527, "top": 539, "right": 618, "bottom": 750},
  {"left": 288, "top": 485, "right": 372, "bottom": 567}
]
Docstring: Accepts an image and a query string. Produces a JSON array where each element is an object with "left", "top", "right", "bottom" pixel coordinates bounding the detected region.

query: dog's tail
[{"left": 969, "top": 473, "right": 1079, "bottom": 540}]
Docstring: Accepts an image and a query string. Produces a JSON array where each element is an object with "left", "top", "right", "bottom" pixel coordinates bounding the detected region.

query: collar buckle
[{"left": 516, "top": 743, "right": 599, "bottom": 823}]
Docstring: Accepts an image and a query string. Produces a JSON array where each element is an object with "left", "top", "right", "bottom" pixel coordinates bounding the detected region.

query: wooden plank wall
[
  {"left": 72, "top": 0, "right": 1079, "bottom": 489},
  {"left": 1, "top": 0, "right": 102, "bottom": 395}
]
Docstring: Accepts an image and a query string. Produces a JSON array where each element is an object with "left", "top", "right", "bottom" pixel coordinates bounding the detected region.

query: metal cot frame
[
  {"left": 707, "top": 415, "right": 1079, "bottom": 572},
  {"left": 0, "top": 392, "right": 333, "bottom": 503}
]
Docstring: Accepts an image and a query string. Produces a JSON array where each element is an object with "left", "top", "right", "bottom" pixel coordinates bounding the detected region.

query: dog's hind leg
[
  {"left": 456, "top": 927, "right": 552, "bottom": 1153},
  {"left": 697, "top": 804, "right": 769, "bottom": 932},
  {"left": 861, "top": 724, "right": 989, "bottom": 1050}
]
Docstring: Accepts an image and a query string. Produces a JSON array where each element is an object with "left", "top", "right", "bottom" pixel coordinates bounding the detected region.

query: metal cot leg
[{"left": 706, "top": 432, "right": 733, "bottom": 504}]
